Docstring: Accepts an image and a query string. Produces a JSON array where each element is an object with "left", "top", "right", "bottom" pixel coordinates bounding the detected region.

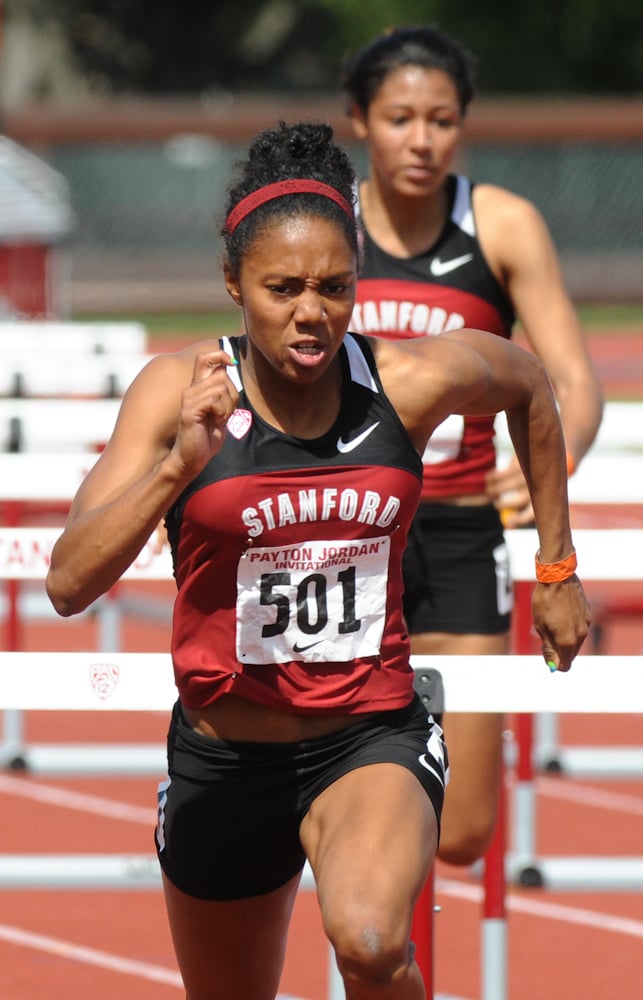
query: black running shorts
[
  {"left": 155, "top": 696, "right": 447, "bottom": 900},
  {"left": 402, "top": 502, "right": 513, "bottom": 635}
]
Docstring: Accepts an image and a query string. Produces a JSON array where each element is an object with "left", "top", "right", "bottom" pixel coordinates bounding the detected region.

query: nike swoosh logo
[
  {"left": 337, "top": 421, "right": 380, "bottom": 454},
  {"left": 293, "top": 640, "right": 324, "bottom": 654},
  {"left": 429, "top": 253, "right": 474, "bottom": 276},
  {"left": 418, "top": 754, "right": 445, "bottom": 785}
]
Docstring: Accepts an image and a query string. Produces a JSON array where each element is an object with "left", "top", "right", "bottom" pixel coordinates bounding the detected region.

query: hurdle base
[
  {"left": 535, "top": 746, "right": 643, "bottom": 779},
  {"left": 508, "top": 855, "right": 643, "bottom": 891},
  {"left": 0, "top": 742, "right": 166, "bottom": 776}
]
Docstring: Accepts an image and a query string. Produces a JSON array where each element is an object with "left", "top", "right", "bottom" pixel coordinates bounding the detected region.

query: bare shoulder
[
  {"left": 473, "top": 183, "right": 554, "bottom": 273},
  {"left": 474, "top": 183, "right": 551, "bottom": 240}
]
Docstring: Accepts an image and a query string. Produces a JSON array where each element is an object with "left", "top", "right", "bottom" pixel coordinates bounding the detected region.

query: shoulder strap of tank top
[
  {"left": 220, "top": 335, "right": 243, "bottom": 392},
  {"left": 451, "top": 175, "right": 476, "bottom": 237}
]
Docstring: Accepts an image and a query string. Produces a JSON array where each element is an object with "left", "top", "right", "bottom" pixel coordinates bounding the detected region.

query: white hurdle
[
  {"left": 2, "top": 396, "right": 642, "bottom": 462},
  {"left": 1, "top": 651, "right": 642, "bottom": 1000},
  {"left": 2, "top": 525, "right": 643, "bottom": 787},
  {"left": 0, "top": 352, "right": 155, "bottom": 398},
  {"left": 0, "top": 320, "right": 148, "bottom": 355},
  {"left": 3, "top": 525, "right": 643, "bottom": 892},
  {"left": 0, "top": 398, "right": 122, "bottom": 452},
  {"left": 495, "top": 402, "right": 643, "bottom": 454},
  {"left": 0, "top": 527, "right": 172, "bottom": 773}
]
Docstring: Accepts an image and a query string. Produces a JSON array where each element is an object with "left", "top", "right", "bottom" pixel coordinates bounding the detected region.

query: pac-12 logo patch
[
  {"left": 90, "top": 662, "right": 120, "bottom": 700},
  {"left": 227, "top": 409, "right": 253, "bottom": 439}
]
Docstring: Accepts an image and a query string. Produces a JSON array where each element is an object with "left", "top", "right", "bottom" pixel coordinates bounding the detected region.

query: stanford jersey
[
  {"left": 352, "top": 175, "right": 515, "bottom": 498},
  {"left": 166, "top": 334, "right": 423, "bottom": 715}
]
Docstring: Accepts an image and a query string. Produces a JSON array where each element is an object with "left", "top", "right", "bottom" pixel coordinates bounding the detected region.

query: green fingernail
[{"left": 547, "top": 661, "right": 557, "bottom": 673}]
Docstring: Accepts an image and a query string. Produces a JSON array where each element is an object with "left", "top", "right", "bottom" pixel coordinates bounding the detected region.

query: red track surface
[{"left": 2, "top": 330, "right": 643, "bottom": 999}]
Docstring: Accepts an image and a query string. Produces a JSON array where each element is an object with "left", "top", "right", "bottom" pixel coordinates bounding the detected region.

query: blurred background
[
  {"left": 1, "top": 10, "right": 642, "bottom": 999},
  {"left": 1, "top": 0, "right": 642, "bottom": 320}
]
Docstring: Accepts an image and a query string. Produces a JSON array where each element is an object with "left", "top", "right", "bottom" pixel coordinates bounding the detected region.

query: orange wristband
[
  {"left": 566, "top": 450, "right": 576, "bottom": 477},
  {"left": 535, "top": 549, "right": 577, "bottom": 583}
]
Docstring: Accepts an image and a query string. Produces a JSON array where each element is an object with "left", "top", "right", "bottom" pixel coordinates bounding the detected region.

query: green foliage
[{"left": 14, "top": 0, "right": 643, "bottom": 94}]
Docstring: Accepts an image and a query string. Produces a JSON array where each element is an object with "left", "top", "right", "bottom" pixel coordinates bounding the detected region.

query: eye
[{"left": 433, "top": 115, "right": 460, "bottom": 130}]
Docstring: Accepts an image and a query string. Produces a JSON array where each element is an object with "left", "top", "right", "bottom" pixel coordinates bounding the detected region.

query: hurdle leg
[
  {"left": 482, "top": 765, "right": 507, "bottom": 1000},
  {"left": 3, "top": 499, "right": 22, "bottom": 650},
  {"left": 534, "top": 710, "right": 562, "bottom": 772},
  {"left": 509, "top": 580, "right": 543, "bottom": 885},
  {"left": 411, "top": 867, "right": 435, "bottom": 998},
  {"left": 0, "top": 499, "right": 29, "bottom": 769},
  {"left": 96, "top": 585, "right": 124, "bottom": 651},
  {"left": 327, "top": 946, "right": 345, "bottom": 1000}
]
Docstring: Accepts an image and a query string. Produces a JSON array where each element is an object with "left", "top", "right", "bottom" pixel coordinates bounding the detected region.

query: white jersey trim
[
  {"left": 452, "top": 175, "right": 475, "bottom": 237},
  {"left": 344, "top": 333, "right": 379, "bottom": 392}
]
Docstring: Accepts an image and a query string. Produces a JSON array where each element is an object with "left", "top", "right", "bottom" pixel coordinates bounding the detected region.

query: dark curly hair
[
  {"left": 342, "top": 25, "right": 476, "bottom": 117},
  {"left": 222, "top": 121, "right": 358, "bottom": 275}
]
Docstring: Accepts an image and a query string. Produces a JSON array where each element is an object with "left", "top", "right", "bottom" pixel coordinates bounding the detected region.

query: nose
[
  {"left": 294, "top": 288, "right": 327, "bottom": 324},
  {"left": 409, "top": 119, "right": 432, "bottom": 151}
]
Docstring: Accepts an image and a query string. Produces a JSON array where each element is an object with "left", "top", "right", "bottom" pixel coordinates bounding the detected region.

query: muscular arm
[
  {"left": 46, "top": 347, "right": 238, "bottom": 616},
  {"left": 377, "top": 330, "right": 591, "bottom": 668},
  {"left": 476, "top": 186, "right": 604, "bottom": 523}
]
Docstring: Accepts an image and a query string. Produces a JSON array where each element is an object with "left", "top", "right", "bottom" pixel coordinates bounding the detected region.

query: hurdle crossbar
[
  {"left": 2, "top": 651, "right": 642, "bottom": 714},
  {"left": 1, "top": 652, "right": 642, "bottom": 893},
  {"left": 0, "top": 353, "right": 155, "bottom": 398},
  {"left": 0, "top": 321, "right": 148, "bottom": 355},
  {"left": 2, "top": 526, "right": 643, "bottom": 784},
  {"left": 2, "top": 450, "right": 643, "bottom": 504},
  {"left": 2, "top": 525, "right": 643, "bottom": 581},
  {"left": 2, "top": 530, "right": 643, "bottom": 901},
  {"left": 1, "top": 652, "right": 642, "bottom": 1000}
]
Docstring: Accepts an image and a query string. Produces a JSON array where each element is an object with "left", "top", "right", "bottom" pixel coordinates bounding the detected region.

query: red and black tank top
[
  {"left": 352, "top": 175, "right": 515, "bottom": 498},
  {"left": 166, "top": 333, "right": 423, "bottom": 714}
]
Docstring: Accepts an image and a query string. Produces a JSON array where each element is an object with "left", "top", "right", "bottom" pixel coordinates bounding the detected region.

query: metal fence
[{"left": 5, "top": 95, "right": 643, "bottom": 312}]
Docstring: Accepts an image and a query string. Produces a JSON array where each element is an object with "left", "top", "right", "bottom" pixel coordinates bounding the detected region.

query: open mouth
[{"left": 290, "top": 342, "right": 326, "bottom": 366}]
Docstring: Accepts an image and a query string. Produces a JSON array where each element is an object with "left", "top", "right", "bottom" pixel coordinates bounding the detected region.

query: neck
[
  {"left": 239, "top": 342, "right": 343, "bottom": 439},
  {"left": 360, "top": 177, "right": 450, "bottom": 257}
]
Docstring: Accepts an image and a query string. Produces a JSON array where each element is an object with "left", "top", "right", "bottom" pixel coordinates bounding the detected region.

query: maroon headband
[{"left": 224, "top": 179, "right": 354, "bottom": 234}]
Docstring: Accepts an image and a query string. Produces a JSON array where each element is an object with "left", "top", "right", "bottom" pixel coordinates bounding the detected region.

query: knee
[
  {"left": 438, "top": 812, "right": 496, "bottom": 867},
  {"left": 326, "top": 903, "right": 413, "bottom": 988}
]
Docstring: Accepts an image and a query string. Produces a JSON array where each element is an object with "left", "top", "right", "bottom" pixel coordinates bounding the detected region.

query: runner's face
[
  {"left": 353, "top": 66, "right": 463, "bottom": 199},
  {"left": 227, "top": 214, "right": 357, "bottom": 384}
]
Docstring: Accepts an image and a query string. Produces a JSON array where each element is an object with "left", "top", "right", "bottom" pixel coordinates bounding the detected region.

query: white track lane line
[
  {"left": 0, "top": 924, "right": 309, "bottom": 998},
  {"left": 0, "top": 773, "right": 155, "bottom": 823},
  {"left": 437, "top": 878, "right": 643, "bottom": 939},
  {"left": 0, "top": 923, "right": 183, "bottom": 987},
  {"left": 537, "top": 774, "right": 643, "bottom": 815}
]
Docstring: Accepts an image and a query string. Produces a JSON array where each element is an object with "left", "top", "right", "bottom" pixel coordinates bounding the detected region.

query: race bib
[{"left": 236, "top": 536, "right": 390, "bottom": 664}]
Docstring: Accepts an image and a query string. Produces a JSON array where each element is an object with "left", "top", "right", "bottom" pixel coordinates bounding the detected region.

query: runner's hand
[
  {"left": 532, "top": 577, "right": 592, "bottom": 672},
  {"left": 172, "top": 351, "right": 239, "bottom": 477}
]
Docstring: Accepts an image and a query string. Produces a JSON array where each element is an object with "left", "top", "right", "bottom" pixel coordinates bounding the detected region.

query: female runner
[
  {"left": 342, "top": 25, "right": 603, "bottom": 864},
  {"left": 47, "top": 120, "right": 590, "bottom": 999}
]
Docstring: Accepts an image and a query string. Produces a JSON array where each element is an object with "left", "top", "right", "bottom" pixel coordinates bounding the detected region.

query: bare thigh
[
  {"left": 412, "top": 631, "right": 508, "bottom": 865},
  {"left": 301, "top": 762, "right": 437, "bottom": 996},
  {"left": 161, "top": 870, "right": 301, "bottom": 1000}
]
